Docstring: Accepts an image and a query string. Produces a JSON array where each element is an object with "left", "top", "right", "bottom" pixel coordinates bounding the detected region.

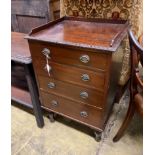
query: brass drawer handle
[
  {"left": 80, "top": 55, "right": 90, "bottom": 63},
  {"left": 51, "top": 100, "right": 58, "bottom": 107},
  {"left": 47, "top": 82, "right": 55, "bottom": 89},
  {"left": 81, "top": 74, "right": 90, "bottom": 81},
  {"left": 80, "top": 91, "right": 88, "bottom": 99},
  {"left": 42, "top": 48, "right": 51, "bottom": 59},
  {"left": 80, "top": 111, "right": 88, "bottom": 117}
]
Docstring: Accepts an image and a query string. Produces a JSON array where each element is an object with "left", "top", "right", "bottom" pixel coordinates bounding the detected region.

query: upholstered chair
[
  {"left": 113, "top": 29, "right": 143, "bottom": 142},
  {"left": 60, "top": 0, "right": 143, "bottom": 102}
]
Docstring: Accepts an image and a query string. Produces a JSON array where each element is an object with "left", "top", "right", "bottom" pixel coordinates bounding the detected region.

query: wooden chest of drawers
[{"left": 26, "top": 17, "right": 129, "bottom": 139}]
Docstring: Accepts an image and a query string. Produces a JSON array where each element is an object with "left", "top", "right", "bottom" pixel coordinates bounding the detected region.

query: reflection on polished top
[{"left": 27, "top": 17, "right": 129, "bottom": 52}]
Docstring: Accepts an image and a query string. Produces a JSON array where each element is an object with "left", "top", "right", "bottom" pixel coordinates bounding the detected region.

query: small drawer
[
  {"left": 34, "top": 61, "right": 107, "bottom": 92},
  {"left": 38, "top": 76, "right": 106, "bottom": 108},
  {"left": 40, "top": 91, "right": 104, "bottom": 129},
  {"left": 29, "top": 42, "right": 111, "bottom": 71}
]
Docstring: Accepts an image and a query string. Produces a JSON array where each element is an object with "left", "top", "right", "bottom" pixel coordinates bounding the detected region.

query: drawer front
[
  {"left": 34, "top": 60, "right": 107, "bottom": 92},
  {"left": 40, "top": 91, "right": 104, "bottom": 129},
  {"left": 38, "top": 76, "right": 106, "bottom": 108},
  {"left": 29, "top": 41, "right": 111, "bottom": 71}
]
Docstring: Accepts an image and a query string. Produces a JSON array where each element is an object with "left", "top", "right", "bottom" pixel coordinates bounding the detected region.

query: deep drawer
[
  {"left": 29, "top": 41, "right": 111, "bottom": 71},
  {"left": 34, "top": 61, "right": 107, "bottom": 92},
  {"left": 40, "top": 91, "right": 104, "bottom": 130},
  {"left": 38, "top": 76, "right": 106, "bottom": 109}
]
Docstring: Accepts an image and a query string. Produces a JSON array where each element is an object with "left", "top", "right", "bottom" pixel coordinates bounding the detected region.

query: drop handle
[
  {"left": 80, "top": 111, "right": 88, "bottom": 117},
  {"left": 44, "top": 63, "right": 52, "bottom": 76},
  {"left": 80, "top": 55, "right": 90, "bottom": 63},
  {"left": 80, "top": 91, "right": 88, "bottom": 99}
]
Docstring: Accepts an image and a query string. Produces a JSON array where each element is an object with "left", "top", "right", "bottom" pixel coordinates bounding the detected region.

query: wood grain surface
[
  {"left": 40, "top": 91, "right": 104, "bottom": 131},
  {"left": 38, "top": 76, "right": 106, "bottom": 109}
]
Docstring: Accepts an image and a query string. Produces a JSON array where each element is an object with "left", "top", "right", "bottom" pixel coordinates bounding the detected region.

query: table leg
[{"left": 24, "top": 64, "right": 44, "bottom": 128}]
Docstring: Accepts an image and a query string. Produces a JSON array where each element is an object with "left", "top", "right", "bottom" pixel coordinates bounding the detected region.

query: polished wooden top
[
  {"left": 26, "top": 17, "right": 129, "bottom": 52},
  {"left": 11, "top": 32, "right": 31, "bottom": 64}
]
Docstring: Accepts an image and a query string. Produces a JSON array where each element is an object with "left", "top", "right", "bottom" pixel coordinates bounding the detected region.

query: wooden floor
[{"left": 11, "top": 92, "right": 143, "bottom": 155}]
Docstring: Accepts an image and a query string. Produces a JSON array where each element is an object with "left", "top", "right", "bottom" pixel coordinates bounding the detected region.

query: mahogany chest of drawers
[{"left": 26, "top": 17, "right": 129, "bottom": 140}]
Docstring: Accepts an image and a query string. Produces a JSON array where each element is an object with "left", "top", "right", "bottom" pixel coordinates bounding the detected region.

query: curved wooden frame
[{"left": 113, "top": 29, "right": 143, "bottom": 142}]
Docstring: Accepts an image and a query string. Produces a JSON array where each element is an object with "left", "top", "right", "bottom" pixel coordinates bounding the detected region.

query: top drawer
[{"left": 29, "top": 41, "right": 111, "bottom": 71}]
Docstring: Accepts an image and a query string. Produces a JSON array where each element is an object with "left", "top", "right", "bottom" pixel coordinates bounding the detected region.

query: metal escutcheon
[
  {"left": 51, "top": 100, "right": 58, "bottom": 107},
  {"left": 47, "top": 82, "right": 55, "bottom": 89},
  {"left": 80, "top": 91, "right": 88, "bottom": 99},
  {"left": 81, "top": 74, "right": 90, "bottom": 81},
  {"left": 42, "top": 48, "right": 51, "bottom": 59},
  {"left": 80, "top": 111, "right": 88, "bottom": 117},
  {"left": 80, "top": 55, "right": 90, "bottom": 63}
]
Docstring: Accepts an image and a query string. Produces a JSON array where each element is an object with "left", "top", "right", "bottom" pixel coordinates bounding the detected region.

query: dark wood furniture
[
  {"left": 11, "top": 0, "right": 54, "bottom": 126},
  {"left": 113, "top": 30, "right": 143, "bottom": 142},
  {"left": 26, "top": 17, "right": 129, "bottom": 141},
  {"left": 11, "top": 32, "right": 44, "bottom": 127}
]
